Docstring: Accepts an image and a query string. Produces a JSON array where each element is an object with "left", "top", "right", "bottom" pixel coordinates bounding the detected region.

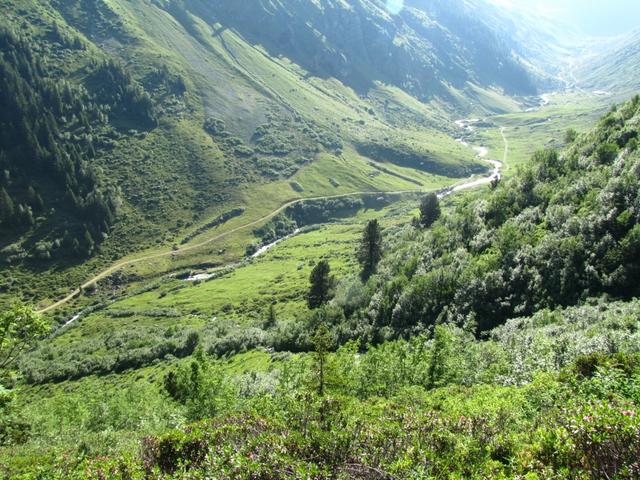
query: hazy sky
[{"left": 490, "top": 0, "right": 640, "bottom": 36}]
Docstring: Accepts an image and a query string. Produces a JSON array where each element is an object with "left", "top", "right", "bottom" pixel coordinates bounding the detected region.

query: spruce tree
[
  {"left": 357, "top": 219, "right": 383, "bottom": 280},
  {"left": 0, "top": 188, "right": 14, "bottom": 223},
  {"left": 308, "top": 260, "right": 332, "bottom": 309},
  {"left": 264, "top": 303, "right": 277, "bottom": 329},
  {"left": 311, "top": 324, "right": 334, "bottom": 396},
  {"left": 82, "top": 228, "right": 94, "bottom": 256},
  {"left": 419, "top": 192, "right": 441, "bottom": 228},
  {"left": 427, "top": 325, "right": 450, "bottom": 389}
]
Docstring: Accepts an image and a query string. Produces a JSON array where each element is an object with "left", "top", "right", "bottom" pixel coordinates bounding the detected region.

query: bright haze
[{"left": 490, "top": 0, "right": 640, "bottom": 36}]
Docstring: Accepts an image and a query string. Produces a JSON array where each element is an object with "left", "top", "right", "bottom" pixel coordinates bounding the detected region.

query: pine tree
[
  {"left": 82, "top": 227, "right": 94, "bottom": 256},
  {"left": 308, "top": 260, "right": 332, "bottom": 309},
  {"left": 264, "top": 303, "right": 277, "bottom": 329},
  {"left": 18, "top": 204, "right": 33, "bottom": 226},
  {"left": 427, "top": 325, "right": 450, "bottom": 389},
  {"left": 312, "top": 324, "right": 334, "bottom": 396},
  {"left": 357, "top": 219, "right": 383, "bottom": 280},
  {"left": 0, "top": 187, "right": 14, "bottom": 223},
  {"left": 419, "top": 192, "right": 441, "bottom": 228}
]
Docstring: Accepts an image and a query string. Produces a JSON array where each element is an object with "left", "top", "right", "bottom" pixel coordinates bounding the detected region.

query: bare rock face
[{"left": 183, "top": 0, "right": 537, "bottom": 98}]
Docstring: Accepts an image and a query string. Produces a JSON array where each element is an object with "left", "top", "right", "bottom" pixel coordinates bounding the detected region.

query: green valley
[{"left": 2, "top": 1, "right": 640, "bottom": 479}]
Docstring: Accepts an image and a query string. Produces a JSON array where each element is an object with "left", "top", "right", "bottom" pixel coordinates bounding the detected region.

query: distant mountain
[
  {"left": 183, "top": 0, "right": 537, "bottom": 98},
  {"left": 575, "top": 29, "right": 640, "bottom": 94},
  {"left": 466, "top": 0, "right": 581, "bottom": 86}
]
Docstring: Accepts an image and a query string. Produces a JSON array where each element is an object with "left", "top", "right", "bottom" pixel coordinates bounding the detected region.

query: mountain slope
[
  {"left": 0, "top": 0, "right": 542, "bottom": 306},
  {"left": 181, "top": 0, "right": 537, "bottom": 98},
  {"left": 575, "top": 29, "right": 640, "bottom": 94},
  {"left": 365, "top": 96, "right": 640, "bottom": 334}
]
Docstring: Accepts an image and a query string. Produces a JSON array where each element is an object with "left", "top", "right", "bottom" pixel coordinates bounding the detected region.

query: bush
[
  {"left": 595, "top": 142, "right": 618, "bottom": 164},
  {"left": 540, "top": 401, "right": 640, "bottom": 479},
  {"left": 0, "top": 387, "right": 30, "bottom": 446}
]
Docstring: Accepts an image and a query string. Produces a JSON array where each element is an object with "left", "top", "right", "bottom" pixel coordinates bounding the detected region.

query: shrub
[{"left": 595, "top": 142, "right": 618, "bottom": 164}]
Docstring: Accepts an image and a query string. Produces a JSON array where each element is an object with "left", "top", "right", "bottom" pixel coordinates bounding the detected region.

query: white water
[
  {"left": 183, "top": 262, "right": 242, "bottom": 282},
  {"left": 65, "top": 313, "right": 82, "bottom": 326},
  {"left": 441, "top": 159, "right": 502, "bottom": 198},
  {"left": 455, "top": 118, "right": 480, "bottom": 133},
  {"left": 59, "top": 308, "right": 89, "bottom": 330},
  {"left": 251, "top": 229, "right": 300, "bottom": 258},
  {"left": 185, "top": 272, "right": 220, "bottom": 282},
  {"left": 540, "top": 93, "right": 551, "bottom": 106},
  {"left": 445, "top": 120, "right": 503, "bottom": 199},
  {"left": 182, "top": 229, "right": 302, "bottom": 282},
  {"left": 473, "top": 146, "right": 489, "bottom": 158}
]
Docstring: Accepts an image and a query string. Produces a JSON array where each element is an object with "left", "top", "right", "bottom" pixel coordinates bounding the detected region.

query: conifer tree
[
  {"left": 0, "top": 188, "right": 14, "bottom": 223},
  {"left": 82, "top": 228, "right": 94, "bottom": 256},
  {"left": 419, "top": 192, "right": 441, "bottom": 228},
  {"left": 264, "top": 303, "right": 277, "bottom": 329},
  {"left": 308, "top": 260, "right": 332, "bottom": 309},
  {"left": 311, "top": 324, "right": 333, "bottom": 396},
  {"left": 357, "top": 219, "right": 383, "bottom": 280}
]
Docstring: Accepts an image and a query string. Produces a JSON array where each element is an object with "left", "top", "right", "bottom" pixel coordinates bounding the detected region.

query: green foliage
[
  {"left": 4, "top": 4, "right": 640, "bottom": 476},
  {"left": 13, "top": 353, "right": 640, "bottom": 479},
  {"left": 0, "top": 25, "right": 121, "bottom": 257},
  {"left": 0, "top": 385, "right": 29, "bottom": 447},
  {"left": 419, "top": 192, "right": 441, "bottom": 227},
  {"left": 311, "top": 324, "right": 334, "bottom": 396},
  {"left": 595, "top": 142, "right": 619, "bottom": 164},
  {"left": 307, "top": 260, "right": 333, "bottom": 309},
  {"left": 88, "top": 59, "right": 157, "bottom": 128},
  {"left": 0, "top": 303, "right": 46, "bottom": 447},
  {"left": 357, "top": 219, "right": 383, "bottom": 280},
  {"left": 363, "top": 96, "right": 640, "bottom": 334},
  {"left": 264, "top": 303, "right": 277, "bottom": 329},
  {"left": 164, "top": 348, "right": 237, "bottom": 421},
  {"left": 286, "top": 197, "right": 367, "bottom": 226},
  {"left": 0, "top": 303, "right": 48, "bottom": 373},
  {"left": 253, "top": 213, "right": 297, "bottom": 248},
  {"left": 21, "top": 324, "right": 200, "bottom": 384},
  {"left": 565, "top": 127, "right": 578, "bottom": 143}
]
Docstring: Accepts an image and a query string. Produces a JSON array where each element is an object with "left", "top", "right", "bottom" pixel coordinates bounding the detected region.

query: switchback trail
[{"left": 38, "top": 128, "right": 508, "bottom": 314}]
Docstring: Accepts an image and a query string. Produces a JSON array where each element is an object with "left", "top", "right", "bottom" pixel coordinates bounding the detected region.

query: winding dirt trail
[{"left": 38, "top": 128, "right": 509, "bottom": 315}]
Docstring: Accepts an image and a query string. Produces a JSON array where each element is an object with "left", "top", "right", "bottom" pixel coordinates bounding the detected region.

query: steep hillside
[
  {"left": 575, "top": 29, "right": 640, "bottom": 94},
  {"left": 182, "top": 0, "right": 537, "bottom": 98},
  {"left": 0, "top": 0, "right": 548, "bottom": 307},
  {"left": 361, "top": 96, "right": 640, "bottom": 335}
]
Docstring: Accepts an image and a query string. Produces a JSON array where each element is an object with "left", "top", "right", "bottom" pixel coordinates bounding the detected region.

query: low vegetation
[
  {"left": 2, "top": 97, "right": 640, "bottom": 477},
  {"left": 2, "top": 0, "right": 640, "bottom": 475}
]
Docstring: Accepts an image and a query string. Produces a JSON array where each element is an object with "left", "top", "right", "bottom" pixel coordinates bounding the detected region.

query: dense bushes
[
  {"left": 20, "top": 326, "right": 201, "bottom": 384},
  {"left": 0, "top": 387, "right": 29, "bottom": 446},
  {"left": 11, "top": 348, "right": 639, "bottom": 479},
  {"left": 357, "top": 98, "right": 640, "bottom": 335},
  {"left": 287, "top": 197, "right": 364, "bottom": 225},
  {"left": 88, "top": 60, "right": 158, "bottom": 128},
  {"left": 251, "top": 213, "right": 298, "bottom": 250}
]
